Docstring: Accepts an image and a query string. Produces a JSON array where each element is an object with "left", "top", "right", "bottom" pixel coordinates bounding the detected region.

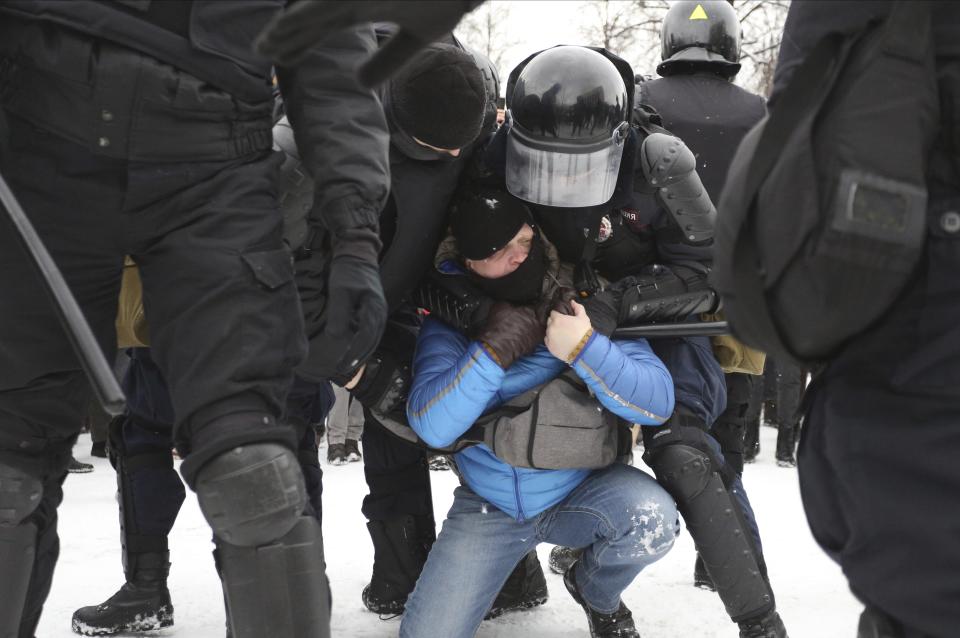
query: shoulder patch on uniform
[
  {"left": 689, "top": 4, "right": 709, "bottom": 20},
  {"left": 597, "top": 215, "right": 613, "bottom": 243}
]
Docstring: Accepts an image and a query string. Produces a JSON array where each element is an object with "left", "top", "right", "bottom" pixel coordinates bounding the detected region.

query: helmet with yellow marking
[{"left": 658, "top": 0, "right": 741, "bottom": 78}]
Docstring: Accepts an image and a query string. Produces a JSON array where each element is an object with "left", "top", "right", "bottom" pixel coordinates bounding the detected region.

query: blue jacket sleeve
[
  {"left": 406, "top": 318, "right": 506, "bottom": 448},
  {"left": 569, "top": 332, "right": 674, "bottom": 425}
]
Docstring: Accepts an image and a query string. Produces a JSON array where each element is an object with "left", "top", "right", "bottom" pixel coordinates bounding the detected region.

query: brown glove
[
  {"left": 476, "top": 302, "right": 545, "bottom": 369},
  {"left": 535, "top": 286, "right": 577, "bottom": 326}
]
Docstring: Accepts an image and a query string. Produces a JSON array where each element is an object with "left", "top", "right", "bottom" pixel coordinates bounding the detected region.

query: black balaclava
[{"left": 386, "top": 43, "right": 486, "bottom": 160}]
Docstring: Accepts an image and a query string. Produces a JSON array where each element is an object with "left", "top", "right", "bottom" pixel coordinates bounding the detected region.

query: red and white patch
[{"left": 597, "top": 215, "right": 614, "bottom": 243}]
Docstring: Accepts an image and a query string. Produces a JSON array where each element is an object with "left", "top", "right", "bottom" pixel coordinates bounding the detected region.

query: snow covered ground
[{"left": 40, "top": 427, "right": 861, "bottom": 637}]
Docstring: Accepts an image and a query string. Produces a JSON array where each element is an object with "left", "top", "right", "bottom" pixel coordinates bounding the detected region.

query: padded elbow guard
[
  {"left": 640, "top": 133, "right": 716, "bottom": 245},
  {"left": 195, "top": 443, "right": 306, "bottom": 547},
  {"left": 412, "top": 269, "right": 493, "bottom": 333}
]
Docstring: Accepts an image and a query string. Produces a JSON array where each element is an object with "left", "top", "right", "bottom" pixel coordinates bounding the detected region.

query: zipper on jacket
[
  {"left": 526, "top": 396, "right": 539, "bottom": 469},
  {"left": 513, "top": 467, "right": 525, "bottom": 522}
]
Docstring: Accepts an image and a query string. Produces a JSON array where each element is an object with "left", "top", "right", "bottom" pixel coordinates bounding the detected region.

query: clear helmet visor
[{"left": 505, "top": 121, "right": 628, "bottom": 208}]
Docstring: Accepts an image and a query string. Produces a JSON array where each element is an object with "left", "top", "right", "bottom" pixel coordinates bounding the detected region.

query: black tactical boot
[
  {"left": 72, "top": 552, "right": 173, "bottom": 635},
  {"left": 548, "top": 545, "right": 583, "bottom": 575},
  {"left": 738, "top": 610, "right": 788, "bottom": 638},
  {"left": 361, "top": 515, "right": 434, "bottom": 615},
  {"left": 563, "top": 562, "right": 640, "bottom": 638},
  {"left": 775, "top": 422, "right": 799, "bottom": 468},
  {"left": 485, "top": 550, "right": 548, "bottom": 619},
  {"left": 693, "top": 553, "right": 716, "bottom": 591}
]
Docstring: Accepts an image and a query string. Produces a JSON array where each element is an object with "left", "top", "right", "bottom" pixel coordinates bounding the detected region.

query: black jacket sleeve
[{"left": 276, "top": 24, "right": 390, "bottom": 233}]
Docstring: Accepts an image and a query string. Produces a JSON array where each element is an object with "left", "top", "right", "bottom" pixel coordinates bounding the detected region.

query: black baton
[
  {"left": 0, "top": 172, "right": 126, "bottom": 415},
  {"left": 612, "top": 320, "right": 729, "bottom": 339}
]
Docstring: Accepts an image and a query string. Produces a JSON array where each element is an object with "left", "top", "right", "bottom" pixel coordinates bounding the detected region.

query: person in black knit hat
[
  {"left": 384, "top": 43, "right": 487, "bottom": 160},
  {"left": 342, "top": 33, "right": 550, "bottom": 622}
]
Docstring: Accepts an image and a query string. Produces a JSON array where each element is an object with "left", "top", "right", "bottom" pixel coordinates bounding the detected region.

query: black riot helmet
[
  {"left": 505, "top": 46, "right": 632, "bottom": 208},
  {"left": 658, "top": 1, "right": 741, "bottom": 78}
]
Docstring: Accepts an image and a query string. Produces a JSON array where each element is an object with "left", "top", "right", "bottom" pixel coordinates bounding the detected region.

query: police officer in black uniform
[
  {"left": 768, "top": 3, "right": 960, "bottom": 637},
  {"left": 340, "top": 33, "right": 548, "bottom": 619},
  {"left": 0, "top": 2, "right": 390, "bottom": 637},
  {"left": 636, "top": 0, "right": 773, "bottom": 595},
  {"left": 479, "top": 44, "right": 787, "bottom": 637},
  {"left": 69, "top": 117, "right": 335, "bottom": 636}
]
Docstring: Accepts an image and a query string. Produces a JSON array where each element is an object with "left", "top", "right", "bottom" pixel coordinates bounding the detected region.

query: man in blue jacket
[{"left": 399, "top": 192, "right": 679, "bottom": 638}]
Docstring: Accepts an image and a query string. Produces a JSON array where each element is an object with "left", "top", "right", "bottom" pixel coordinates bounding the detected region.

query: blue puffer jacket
[{"left": 407, "top": 317, "right": 675, "bottom": 521}]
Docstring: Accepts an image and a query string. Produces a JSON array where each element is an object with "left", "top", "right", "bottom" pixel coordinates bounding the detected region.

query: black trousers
[
  {"left": 361, "top": 410, "right": 433, "bottom": 523},
  {"left": 0, "top": 116, "right": 304, "bottom": 637},
  {"left": 799, "top": 224, "right": 960, "bottom": 638},
  {"left": 713, "top": 372, "right": 763, "bottom": 475}
]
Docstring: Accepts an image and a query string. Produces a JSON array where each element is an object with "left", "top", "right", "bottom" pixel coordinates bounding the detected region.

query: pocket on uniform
[{"left": 242, "top": 248, "right": 295, "bottom": 290}]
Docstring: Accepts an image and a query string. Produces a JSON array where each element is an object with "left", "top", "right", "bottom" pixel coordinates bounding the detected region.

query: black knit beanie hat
[
  {"left": 389, "top": 43, "right": 486, "bottom": 150},
  {"left": 450, "top": 191, "right": 536, "bottom": 260}
]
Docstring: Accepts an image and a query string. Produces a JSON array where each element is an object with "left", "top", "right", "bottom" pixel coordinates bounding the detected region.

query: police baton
[
  {"left": 612, "top": 320, "right": 729, "bottom": 339},
  {"left": 0, "top": 172, "right": 126, "bottom": 415}
]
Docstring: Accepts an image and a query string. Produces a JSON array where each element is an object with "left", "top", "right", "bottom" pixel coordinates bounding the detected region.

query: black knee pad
[
  {"left": 644, "top": 442, "right": 714, "bottom": 501},
  {"left": 0, "top": 461, "right": 43, "bottom": 526},
  {"left": 195, "top": 443, "right": 306, "bottom": 547}
]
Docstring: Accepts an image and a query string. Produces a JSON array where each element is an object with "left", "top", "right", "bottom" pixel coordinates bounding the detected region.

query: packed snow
[{"left": 40, "top": 427, "right": 861, "bottom": 637}]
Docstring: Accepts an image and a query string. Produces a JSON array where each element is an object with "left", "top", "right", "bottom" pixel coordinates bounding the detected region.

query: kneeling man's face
[{"left": 465, "top": 224, "right": 534, "bottom": 280}]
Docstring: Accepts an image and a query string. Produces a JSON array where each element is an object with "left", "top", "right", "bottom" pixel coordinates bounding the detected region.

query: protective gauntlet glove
[{"left": 296, "top": 226, "right": 387, "bottom": 383}]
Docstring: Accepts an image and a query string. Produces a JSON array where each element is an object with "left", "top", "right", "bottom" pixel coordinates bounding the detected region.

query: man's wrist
[{"left": 564, "top": 328, "right": 594, "bottom": 364}]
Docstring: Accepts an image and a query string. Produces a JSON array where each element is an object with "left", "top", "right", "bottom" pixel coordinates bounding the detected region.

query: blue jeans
[{"left": 400, "top": 463, "right": 679, "bottom": 638}]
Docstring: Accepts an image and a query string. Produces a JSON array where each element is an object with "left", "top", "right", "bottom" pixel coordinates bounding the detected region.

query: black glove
[
  {"left": 581, "top": 288, "right": 622, "bottom": 337},
  {"left": 475, "top": 302, "right": 545, "bottom": 369},
  {"left": 257, "top": 1, "right": 483, "bottom": 86},
  {"left": 349, "top": 321, "right": 417, "bottom": 415},
  {"left": 296, "top": 226, "right": 387, "bottom": 383},
  {"left": 413, "top": 269, "right": 494, "bottom": 334}
]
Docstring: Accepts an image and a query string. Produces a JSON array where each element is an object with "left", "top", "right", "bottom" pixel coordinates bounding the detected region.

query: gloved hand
[
  {"left": 256, "top": 1, "right": 483, "bottom": 86},
  {"left": 581, "top": 287, "right": 622, "bottom": 336},
  {"left": 296, "top": 226, "right": 387, "bottom": 383},
  {"left": 539, "top": 286, "right": 577, "bottom": 322},
  {"left": 349, "top": 321, "right": 416, "bottom": 415},
  {"left": 475, "top": 302, "right": 545, "bottom": 369}
]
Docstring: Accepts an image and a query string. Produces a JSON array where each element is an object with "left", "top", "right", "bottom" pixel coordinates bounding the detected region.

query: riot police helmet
[
  {"left": 658, "top": 1, "right": 741, "bottom": 78},
  {"left": 505, "top": 46, "right": 630, "bottom": 208}
]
